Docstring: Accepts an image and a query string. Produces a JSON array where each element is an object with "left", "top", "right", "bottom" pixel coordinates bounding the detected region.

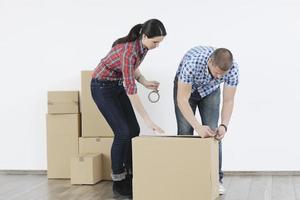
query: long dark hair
[{"left": 112, "top": 19, "right": 167, "bottom": 47}]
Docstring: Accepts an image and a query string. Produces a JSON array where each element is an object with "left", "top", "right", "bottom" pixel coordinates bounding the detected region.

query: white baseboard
[
  {"left": 0, "top": 170, "right": 47, "bottom": 175},
  {"left": 224, "top": 171, "right": 300, "bottom": 176}
]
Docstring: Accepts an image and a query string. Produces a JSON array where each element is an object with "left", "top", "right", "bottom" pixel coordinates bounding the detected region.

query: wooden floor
[{"left": 0, "top": 174, "right": 299, "bottom": 200}]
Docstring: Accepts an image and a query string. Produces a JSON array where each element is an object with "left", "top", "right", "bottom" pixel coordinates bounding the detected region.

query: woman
[{"left": 91, "top": 19, "right": 166, "bottom": 197}]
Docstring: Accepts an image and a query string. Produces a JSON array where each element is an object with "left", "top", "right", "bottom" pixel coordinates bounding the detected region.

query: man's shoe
[{"left": 219, "top": 183, "right": 226, "bottom": 195}]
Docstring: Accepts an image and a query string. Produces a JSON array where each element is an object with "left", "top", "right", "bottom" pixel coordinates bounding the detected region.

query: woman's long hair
[{"left": 112, "top": 19, "right": 167, "bottom": 47}]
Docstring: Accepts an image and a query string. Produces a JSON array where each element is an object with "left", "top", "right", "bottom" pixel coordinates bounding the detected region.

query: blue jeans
[
  {"left": 91, "top": 78, "right": 140, "bottom": 179},
  {"left": 173, "top": 78, "right": 223, "bottom": 182}
]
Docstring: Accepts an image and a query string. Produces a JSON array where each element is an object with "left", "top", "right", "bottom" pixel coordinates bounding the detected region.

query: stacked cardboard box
[
  {"left": 46, "top": 71, "right": 114, "bottom": 184},
  {"left": 78, "top": 137, "right": 113, "bottom": 180},
  {"left": 132, "top": 136, "right": 219, "bottom": 200},
  {"left": 46, "top": 91, "right": 80, "bottom": 179},
  {"left": 75, "top": 71, "right": 114, "bottom": 183},
  {"left": 71, "top": 153, "right": 102, "bottom": 184},
  {"left": 80, "top": 71, "right": 113, "bottom": 137}
]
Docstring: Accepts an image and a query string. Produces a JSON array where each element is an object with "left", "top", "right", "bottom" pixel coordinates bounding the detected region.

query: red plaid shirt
[{"left": 92, "top": 39, "right": 148, "bottom": 95}]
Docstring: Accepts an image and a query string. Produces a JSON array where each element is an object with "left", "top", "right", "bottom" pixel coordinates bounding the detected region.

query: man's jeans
[
  {"left": 173, "top": 78, "right": 224, "bottom": 182},
  {"left": 91, "top": 78, "right": 140, "bottom": 180}
]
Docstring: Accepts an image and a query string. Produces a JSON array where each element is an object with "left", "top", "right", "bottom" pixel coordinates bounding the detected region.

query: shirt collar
[
  {"left": 205, "top": 53, "right": 213, "bottom": 79},
  {"left": 205, "top": 53, "right": 225, "bottom": 80},
  {"left": 136, "top": 39, "right": 148, "bottom": 56}
]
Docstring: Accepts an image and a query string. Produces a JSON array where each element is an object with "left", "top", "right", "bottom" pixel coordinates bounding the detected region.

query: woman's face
[{"left": 142, "top": 34, "right": 165, "bottom": 50}]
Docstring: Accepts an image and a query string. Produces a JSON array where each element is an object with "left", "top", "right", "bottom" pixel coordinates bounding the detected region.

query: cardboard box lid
[
  {"left": 48, "top": 91, "right": 79, "bottom": 114},
  {"left": 133, "top": 135, "right": 216, "bottom": 140},
  {"left": 48, "top": 91, "right": 79, "bottom": 103}
]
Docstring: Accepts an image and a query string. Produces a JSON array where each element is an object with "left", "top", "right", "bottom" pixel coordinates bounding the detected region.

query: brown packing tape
[
  {"left": 148, "top": 90, "right": 160, "bottom": 103},
  {"left": 79, "top": 157, "right": 84, "bottom": 162}
]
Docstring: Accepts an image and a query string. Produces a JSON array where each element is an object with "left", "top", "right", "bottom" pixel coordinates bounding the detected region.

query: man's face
[{"left": 208, "top": 59, "right": 229, "bottom": 79}]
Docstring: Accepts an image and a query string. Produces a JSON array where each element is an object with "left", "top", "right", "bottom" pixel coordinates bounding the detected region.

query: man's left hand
[{"left": 215, "top": 125, "right": 226, "bottom": 141}]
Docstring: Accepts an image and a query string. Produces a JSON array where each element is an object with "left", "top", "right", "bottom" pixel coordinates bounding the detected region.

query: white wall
[{"left": 0, "top": 0, "right": 299, "bottom": 170}]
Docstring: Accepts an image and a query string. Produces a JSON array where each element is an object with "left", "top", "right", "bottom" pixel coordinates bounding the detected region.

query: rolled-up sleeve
[
  {"left": 178, "top": 59, "right": 195, "bottom": 84},
  {"left": 121, "top": 50, "right": 138, "bottom": 95}
]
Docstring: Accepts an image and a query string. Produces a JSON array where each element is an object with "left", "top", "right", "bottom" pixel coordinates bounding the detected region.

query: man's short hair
[{"left": 210, "top": 48, "right": 233, "bottom": 71}]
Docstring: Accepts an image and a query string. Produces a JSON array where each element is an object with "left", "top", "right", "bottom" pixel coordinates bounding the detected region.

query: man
[{"left": 173, "top": 46, "right": 239, "bottom": 195}]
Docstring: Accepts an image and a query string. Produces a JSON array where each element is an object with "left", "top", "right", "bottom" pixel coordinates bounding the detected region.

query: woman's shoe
[{"left": 112, "top": 179, "right": 133, "bottom": 198}]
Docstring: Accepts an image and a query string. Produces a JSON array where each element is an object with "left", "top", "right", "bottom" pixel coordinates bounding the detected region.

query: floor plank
[
  {"left": 247, "top": 175, "right": 272, "bottom": 200},
  {"left": 223, "top": 175, "right": 252, "bottom": 200},
  {"left": 292, "top": 176, "right": 300, "bottom": 200},
  {"left": 272, "top": 175, "right": 296, "bottom": 200},
  {"left": 0, "top": 175, "right": 46, "bottom": 200}
]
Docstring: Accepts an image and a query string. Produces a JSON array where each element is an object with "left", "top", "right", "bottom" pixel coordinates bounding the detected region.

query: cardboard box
[
  {"left": 79, "top": 137, "right": 113, "bottom": 180},
  {"left": 80, "top": 71, "right": 113, "bottom": 137},
  {"left": 132, "top": 136, "right": 219, "bottom": 200},
  {"left": 47, "top": 114, "right": 80, "bottom": 179},
  {"left": 71, "top": 153, "right": 102, "bottom": 185},
  {"left": 48, "top": 91, "right": 79, "bottom": 114}
]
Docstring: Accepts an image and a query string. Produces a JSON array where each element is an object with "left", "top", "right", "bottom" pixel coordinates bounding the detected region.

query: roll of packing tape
[{"left": 148, "top": 90, "right": 160, "bottom": 103}]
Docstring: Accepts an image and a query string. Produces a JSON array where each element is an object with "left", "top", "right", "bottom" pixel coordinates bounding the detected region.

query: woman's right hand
[{"left": 145, "top": 120, "right": 165, "bottom": 134}]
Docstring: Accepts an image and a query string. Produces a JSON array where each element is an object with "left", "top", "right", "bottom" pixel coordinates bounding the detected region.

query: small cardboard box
[
  {"left": 48, "top": 91, "right": 79, "bottom": 114},
  {"left": 79, "top": 137, "right": 113, "bottom": 180},
  {"left": 132, "top": 136, "right": 219, "bottom": 200},
  {"left": 47, "top": 114, "right": 80, "bottom": 179},
  {"left": 80, "top": 71, "right": 113, "bottom": 137},
  {"left": 71, "top": 153, "right": 102, "bottom": 185}
]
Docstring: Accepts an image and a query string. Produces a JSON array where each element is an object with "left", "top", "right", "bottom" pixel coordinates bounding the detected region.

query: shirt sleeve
[
  {"left": 177, "top": 59, "right": 195, "bottom": 84},
  {"left": 121, "top": 50, "right": 138, "bottom": 95},
  {"left": 224, "top": 62, "right": 239, "bottom": 87}
]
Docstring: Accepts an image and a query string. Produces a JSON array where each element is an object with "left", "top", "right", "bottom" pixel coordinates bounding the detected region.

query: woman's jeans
[
  {"left": 91, "top": 78, "right": 140, "bottom": 180},
  {"left": 173, "top": 78, "right": 224, "bottom": 182}
]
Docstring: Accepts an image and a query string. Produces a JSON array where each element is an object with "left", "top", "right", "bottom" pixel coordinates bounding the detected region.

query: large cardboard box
[
  {"left": 81, "top": 71, "right": 113, "bottom": 137},
  {"left": 71, "top": 153, "right": 102, "bottom": 185},
  {"left": 79, "top": 137, "right": 113, "bottom": 180},
  {"left": 132, "top": 136, "right": 219, "bottom": 200},
  {"left": 48, "top": 91, "right": 79, "bottom": 114},
  {"left": 47, "top": 114, "right": 80, "bottom": 179}
]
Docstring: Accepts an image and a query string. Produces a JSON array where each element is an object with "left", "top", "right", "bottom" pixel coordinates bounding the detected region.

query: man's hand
[
  {"left": 195, "top": 125, "right": 216, "bottom": 138},
  {"left": 215, "top": 125, "right": 226, "bottom": 140}
]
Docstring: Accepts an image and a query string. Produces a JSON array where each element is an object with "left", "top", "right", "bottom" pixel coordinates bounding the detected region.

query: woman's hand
[
  {"left": 145, "top": 119, "right": 165, "bottom": 134},
  {"left": 142, "top": 80, "right": 160, "bottom": 91}
]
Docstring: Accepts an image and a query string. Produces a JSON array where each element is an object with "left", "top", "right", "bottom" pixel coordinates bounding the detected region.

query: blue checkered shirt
[{"left": 176, "top": 46, "right": 239, "bottom": 97}]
